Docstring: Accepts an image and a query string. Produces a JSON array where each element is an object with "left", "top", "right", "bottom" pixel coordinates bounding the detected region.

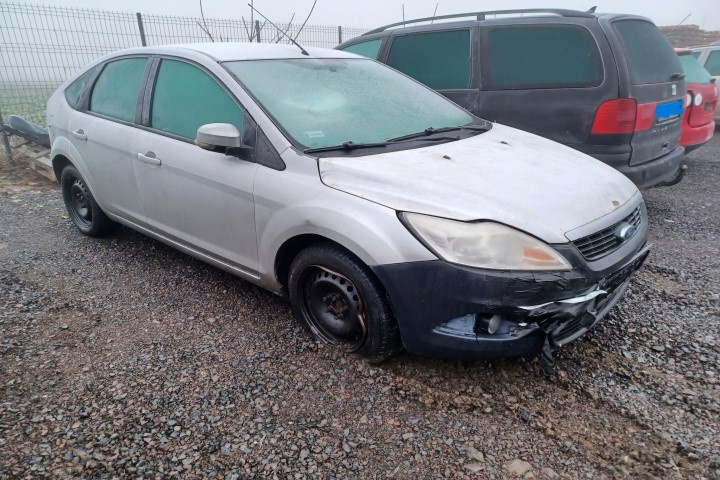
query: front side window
[
  {"left": 90, "top": 58, "right": 147, "bottom": 122},
  {"left": 341, "top": 39, "right": 383, "bottom": 59},
  {"left": 386, "top": 30, "right": 471, "bottom": 90},
  {"left": 486, "top": 26, "right": 603, "bottom": 90},
  {"left": 705, "top": 50, "right": 720, "bottom": 76},
  {"left": 151, "top": 59, "right": 244, "bottom": 140},
  {"left": 613, "top": 20, "right": 682, "bottom": 85},
  {"left": 225, "top": 58, "right": 473, "bottom": 149}
]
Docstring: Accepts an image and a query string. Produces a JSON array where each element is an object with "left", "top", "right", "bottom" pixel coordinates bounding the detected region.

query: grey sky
[{"left": 24, "top": 0, "right": 720, "bottom": 30}]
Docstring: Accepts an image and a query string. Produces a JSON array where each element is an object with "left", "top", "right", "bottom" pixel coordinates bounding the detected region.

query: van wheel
[
  {"left": 288, "top": 243, "right": 402, "bottom": 362},
  {"left": 60, "top": 165, "right": 115, "bottom": 236}
]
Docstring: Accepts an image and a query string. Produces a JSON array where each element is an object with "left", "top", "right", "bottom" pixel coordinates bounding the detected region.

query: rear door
[
  {"left": 68, "top": 56, "right": 149, "bottom": 223},
  {"left": 602, "top": 18, "right": 686, "bottom": 165},
  {"left": 477, "top": 19, "right": 613, "bottom": 146}
]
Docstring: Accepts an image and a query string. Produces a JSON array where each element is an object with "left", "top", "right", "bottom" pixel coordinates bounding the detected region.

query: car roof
[
  {"left": 355, "top": 11, "right": 652, "bottom": 38},
  {"left": 111, "top": 42, "right": 360, "bottom": 62}
]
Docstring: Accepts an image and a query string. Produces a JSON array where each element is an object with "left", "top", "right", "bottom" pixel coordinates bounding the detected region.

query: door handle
[
  {"left": 137, "top": 151, "right": 162, "bottom": 166},
  {"left": 71, "top": 129, "right": 87, "bottom": 141}
]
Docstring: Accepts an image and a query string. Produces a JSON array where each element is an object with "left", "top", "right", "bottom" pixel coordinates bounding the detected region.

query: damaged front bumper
[{"left": 372, "top": 239, "right": 649, "bottom": 361}]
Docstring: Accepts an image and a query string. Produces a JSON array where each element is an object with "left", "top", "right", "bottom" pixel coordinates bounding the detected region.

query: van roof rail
[{"left": 363, "top": 9, "right": 596, "bottom": 36}]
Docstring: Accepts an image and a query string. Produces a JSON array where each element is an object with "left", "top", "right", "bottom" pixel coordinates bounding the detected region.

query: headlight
[{"left": 400, "top": 212, "right": 571, "bottom": 271}]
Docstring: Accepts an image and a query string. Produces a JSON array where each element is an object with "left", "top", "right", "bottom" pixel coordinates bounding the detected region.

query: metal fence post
[
  {"left": 0, "top": 111, "right": 13, "bottom": 162},
  {"left": 338, "top": 26, "right": 342, "bottom": 44},
  {"left": 136, "top": 13, "right": 147, "bottom": 46},
  {"left": 255, "top": 20, "right": 261, "bottom": 42}
]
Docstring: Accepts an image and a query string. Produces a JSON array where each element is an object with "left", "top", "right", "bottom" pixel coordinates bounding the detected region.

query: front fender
[{"left": 254, "top": 170, "right": 435, "bottom": 291}]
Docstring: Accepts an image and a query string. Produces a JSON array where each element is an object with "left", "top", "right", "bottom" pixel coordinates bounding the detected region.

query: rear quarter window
[
  {"left": 485, "top": 25, "right": 603, "bottom": 90},
  {"left": 340, "top": 39, "right": 383, "bottom": 59},
  {"left": 64, "top": 69, "right": 95, "bottom": 109},
  {"left": 613, "top": 20, "right": 682, "bottom": 85}
]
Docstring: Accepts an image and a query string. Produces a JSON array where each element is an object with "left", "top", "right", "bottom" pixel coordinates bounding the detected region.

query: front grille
[{"left": 573, "top": 206, "right": 642, "bottom": 261}]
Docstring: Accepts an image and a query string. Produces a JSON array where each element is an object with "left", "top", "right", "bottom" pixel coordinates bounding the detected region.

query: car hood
[{"left": 318, "top": 124, "right": 639, "bottom": 244}]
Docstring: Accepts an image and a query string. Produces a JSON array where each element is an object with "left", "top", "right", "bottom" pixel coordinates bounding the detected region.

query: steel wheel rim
[
  {"left": 299, "top": 265, "right": 367, "bottom": 351},
  {"left": 69, "top": 178, "right": 92, "bottom": 228}
]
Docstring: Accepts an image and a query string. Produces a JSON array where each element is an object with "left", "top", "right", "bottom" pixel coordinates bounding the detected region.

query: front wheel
[
  {"left": 60, "top": 165, "right": 115, "bottom": 236},
  {"left": 288, "top": 243, "right": 402, "bottom": 362}
]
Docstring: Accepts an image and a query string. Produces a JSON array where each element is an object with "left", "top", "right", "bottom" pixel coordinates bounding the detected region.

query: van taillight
[
  {"left": 591, "top": 99, "right": 657, "bottom": 135},
  {"left": 591, "top": 99, "right": 637, "bottom": 134}
]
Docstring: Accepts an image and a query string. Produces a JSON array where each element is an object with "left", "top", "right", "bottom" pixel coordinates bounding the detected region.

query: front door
[{"left": 132, "top": 58, "right": 259, "bottom": 273}]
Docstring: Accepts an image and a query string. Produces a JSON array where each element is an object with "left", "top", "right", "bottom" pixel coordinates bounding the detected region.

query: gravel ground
[{"left": 1, "top": 134, "right": 719, "bottom": 479}]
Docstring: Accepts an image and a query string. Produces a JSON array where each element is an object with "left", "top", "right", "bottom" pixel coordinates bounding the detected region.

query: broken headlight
[{"left": 400, "top": 212, "right": 571, "bottom": 271}]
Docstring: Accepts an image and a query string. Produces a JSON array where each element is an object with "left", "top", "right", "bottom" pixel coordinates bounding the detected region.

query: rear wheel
[
  {"left": 288, "top": 243, "right": 401, "bottom": 362},
  {"left": 60, "top": 165, "right": 115, "bottom": 236}
]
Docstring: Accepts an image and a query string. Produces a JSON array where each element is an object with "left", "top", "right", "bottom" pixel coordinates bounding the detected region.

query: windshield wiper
[
  {"left": 304, "top": 140, "right": 388, "bottom": 154},
  {"left": 388, "top": 124, "right": 490, "bottom": 142}
]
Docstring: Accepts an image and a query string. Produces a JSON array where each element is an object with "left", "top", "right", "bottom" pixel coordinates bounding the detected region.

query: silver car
[{"left": 47, "top": 43, "right": 649, "bottom": 367}]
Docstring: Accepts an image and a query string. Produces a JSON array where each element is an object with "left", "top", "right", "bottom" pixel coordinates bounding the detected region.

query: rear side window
[
  {"left": 151, "top": 59, "right": 244, "bottom": 140},
  {"left": 387, "top": 30, "right": 471, "bottom": 90},
  {"left": 65, "top": 69, "right": 95, "bottom": 109},
  {"left": 90, "top": 58, "right": 147, "bottom": 122},
  {"left": 678, "top": 54, "right": 713, "bottom": 83},
  {"left": 705, "top": 51, "right": 720, "bottom": 75},
  {"left": 692, "top": 51, "right": 702, "bottom": 59},
  {"left": 613, "top": 20, "right": 682, "bottom": 85},
  {"left": 341, "top": 39, "right": 383, "bottom": 59},
  {"left": 486, "top": 26, "right": 603, "bottom": 90}
]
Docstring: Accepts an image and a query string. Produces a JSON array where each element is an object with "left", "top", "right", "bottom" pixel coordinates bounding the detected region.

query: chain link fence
[{"left": 0, "top": 2, "right": 367, "bottom": 125}]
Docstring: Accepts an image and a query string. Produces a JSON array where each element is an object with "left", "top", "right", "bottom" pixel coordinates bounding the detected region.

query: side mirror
[{"left": 195, "top": 123, "right": 253, "bottom": 159}]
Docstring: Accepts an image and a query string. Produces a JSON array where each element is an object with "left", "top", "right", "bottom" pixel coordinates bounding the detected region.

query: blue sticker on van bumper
[{"left": 656, "top": 100, "right": 683, "bottom": 119}]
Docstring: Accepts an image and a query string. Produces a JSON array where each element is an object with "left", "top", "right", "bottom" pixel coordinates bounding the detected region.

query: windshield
[
  {"left": 678, "top": 54, "right": 713, "bottom": 84},
  {"left": 225, "top": 58, "right": 475, "bottom": 149}
]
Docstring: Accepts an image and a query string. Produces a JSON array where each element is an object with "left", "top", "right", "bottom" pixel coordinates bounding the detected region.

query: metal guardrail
[{"left": 0, "top": 1, "right": 367, "bottom": 126}]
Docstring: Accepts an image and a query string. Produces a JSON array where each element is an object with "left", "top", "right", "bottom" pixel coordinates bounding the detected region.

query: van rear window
[
  {"left": 486, "top": 26, "right": 603, "bottom": 90},
  {"left": 613, "top": 20, "right": 682, "bottom": 85}
]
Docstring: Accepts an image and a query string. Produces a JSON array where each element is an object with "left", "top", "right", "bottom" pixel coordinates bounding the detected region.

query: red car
[{"left": 676, "top": 48, "right": 717, "bottom": 153}]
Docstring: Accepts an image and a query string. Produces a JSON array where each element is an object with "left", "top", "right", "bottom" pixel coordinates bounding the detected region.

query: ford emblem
[{"left": 615, "top": 222, "right": 637, "bottom": 241}]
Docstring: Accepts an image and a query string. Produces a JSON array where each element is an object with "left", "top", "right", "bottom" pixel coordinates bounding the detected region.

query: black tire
[
  {"left": 60, "top": 165, "right": 115, "bottom": 237},
  {"left": 288, "top": 243, "right": 402, "bottom": 362}
]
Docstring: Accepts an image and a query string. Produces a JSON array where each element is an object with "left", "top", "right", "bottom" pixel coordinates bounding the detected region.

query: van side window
[
  {"left": 486, "top": 26, "right": 603, "bottom": 90},
  {"left": 90, "top": 58, "right": 148, "bottom": 122},
  {"left": 150, "top": 59, "right": 244, "bottom": 140},
  {"left": 705, "top": 51, "right": 720, "bottom": 75},
  {"left": 386, "top": 30, "right": 471, "bottom": 90},
  {"left": 341, "top": 39, "right": 383, "bottom": 59}
]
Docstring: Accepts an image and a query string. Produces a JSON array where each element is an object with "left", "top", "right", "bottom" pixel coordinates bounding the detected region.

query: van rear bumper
[{"left": 571, "top": 144, "right": 685, "bottom": 189}]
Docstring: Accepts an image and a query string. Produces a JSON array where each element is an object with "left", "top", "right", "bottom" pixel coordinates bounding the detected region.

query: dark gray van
[{"left": 337, "top": 9, "right": 687, "bottom": 188}]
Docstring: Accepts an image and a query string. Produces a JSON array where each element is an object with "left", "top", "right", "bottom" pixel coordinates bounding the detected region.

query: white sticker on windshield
[{"left": 303, "top": 130, "right": 325, "bottom": 139}]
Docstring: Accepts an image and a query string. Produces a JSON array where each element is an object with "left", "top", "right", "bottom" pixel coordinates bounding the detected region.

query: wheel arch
[
  {"left": 51, "top": 153, "right": 73, "bottom": 183},
  {"left": 274, "top": 233, "right": 365, "bottom": 296}
]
